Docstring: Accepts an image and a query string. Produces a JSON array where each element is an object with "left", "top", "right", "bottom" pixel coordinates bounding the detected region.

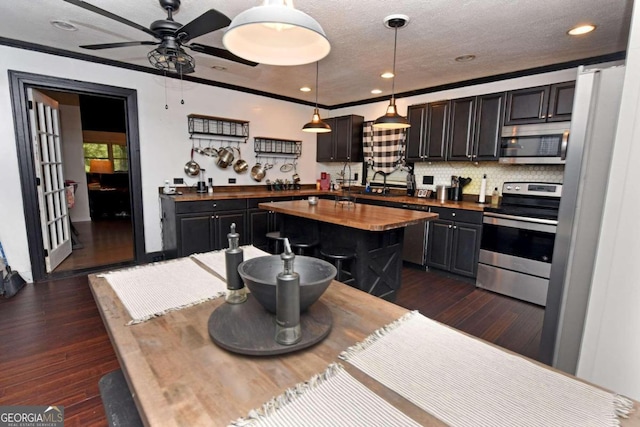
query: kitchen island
[
  {"left": 89, "top": 261, "right": 640, "bottom": 426},
  {"left": 260, "top": 199, "right": 438, "bottom": 300}
]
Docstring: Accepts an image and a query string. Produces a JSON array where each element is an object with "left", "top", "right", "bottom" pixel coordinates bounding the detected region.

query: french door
[{"left": 27, "top": 88, "right": 72, "bottom": 272}]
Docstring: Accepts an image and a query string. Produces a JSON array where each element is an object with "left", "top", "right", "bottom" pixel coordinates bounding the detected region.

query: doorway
[
  {"left": 9, "top": 71, "right": 146, "bottom": 281},
  {"left": 39, "top": 91, "right": 134, "bottom": 273}
]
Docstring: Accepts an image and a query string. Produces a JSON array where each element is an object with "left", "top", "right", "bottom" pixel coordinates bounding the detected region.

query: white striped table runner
[{"left": 340, "top": 311, "right": 633, "bottom": 427}]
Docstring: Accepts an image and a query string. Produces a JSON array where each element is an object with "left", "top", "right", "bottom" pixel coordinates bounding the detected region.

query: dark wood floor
[
  {"left": 0, "top": 261, "right": 543, "bottom": 426},
  {"left": 55, "top": 219, "right": 134, "bottom": 273}
]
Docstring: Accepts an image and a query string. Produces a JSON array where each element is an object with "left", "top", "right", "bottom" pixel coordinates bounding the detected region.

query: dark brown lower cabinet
[
  {"left": 426, "top": 207, "right": 482, "bottom": 278},
  {"left": 161, "top": 197, "right": 247, "bottom": 258}
]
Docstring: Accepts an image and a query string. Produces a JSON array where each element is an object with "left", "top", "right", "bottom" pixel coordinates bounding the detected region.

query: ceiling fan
[{"left": 63, "top": 0, "right": 258, "bottom": 74}]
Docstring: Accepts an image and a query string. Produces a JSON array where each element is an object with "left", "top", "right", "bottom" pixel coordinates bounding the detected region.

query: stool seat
[
  {"left": 320, "top": 246, "right": 356, "bottom": 284},
  {"left": 266, "top": 231, "right": 286, "bottom": 254},
  {"left": 289, "top": 237, "right": 319, "bottom": 256},
  {"left": 320, "top": 247, "right": 356, "bottom": 260}
]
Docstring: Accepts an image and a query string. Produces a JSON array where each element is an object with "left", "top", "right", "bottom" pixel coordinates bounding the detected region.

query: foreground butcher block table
[
  {"left": 90, "top": 270, "right": 640, "bottom": 427},
  {"left": 260, "top": 199, "right": 438, "bottom": 300},
  {"left": 90, "top": 277, "right": 434, "bottom": 426}
]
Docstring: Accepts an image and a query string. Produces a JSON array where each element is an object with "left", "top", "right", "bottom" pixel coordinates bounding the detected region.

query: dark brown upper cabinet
[
  {"left": 448, "top": 93, "right": 504, "bottom": 161},
  {"left": 316, "top": 114, "right": 364, "bottom": 162},
  {"left": 504, "top": 81, "right": 575, "bottom": 125},
  {"left": 406, "top": 101, "right": 449, "bottom": 162}
]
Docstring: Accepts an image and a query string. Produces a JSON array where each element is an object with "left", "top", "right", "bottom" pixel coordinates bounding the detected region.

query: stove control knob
[
  {"left": 506, "top": 185, "right": 512, "bottom": 190},
  {"left": 515, "top": 186, "right": 521, "bottom": 191}
]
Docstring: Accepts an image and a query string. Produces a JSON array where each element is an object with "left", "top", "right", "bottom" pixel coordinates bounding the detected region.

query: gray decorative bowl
[{"left": 238, "top": 255, "right": 336, "bottom": 313}]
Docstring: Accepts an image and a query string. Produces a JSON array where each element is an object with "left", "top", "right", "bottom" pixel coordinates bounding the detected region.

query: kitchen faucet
[{"left": 371, "top": 170, "right": 388, "bottom": 194}]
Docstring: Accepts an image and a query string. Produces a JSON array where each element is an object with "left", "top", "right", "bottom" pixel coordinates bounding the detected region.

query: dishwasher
[{"left": 401, "top": 203, "right": 429, "bottom": 267}]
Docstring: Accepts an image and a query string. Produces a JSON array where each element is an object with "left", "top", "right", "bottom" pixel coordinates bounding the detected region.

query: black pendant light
[
  {"left": 373, "top": 15, "right": 410, "bottom": 130},
  {"left": 302, "top": 61, "right": 331, "bottom": 133}
]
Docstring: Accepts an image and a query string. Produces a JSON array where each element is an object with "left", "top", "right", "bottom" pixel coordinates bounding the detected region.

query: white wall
[
  {"left": 0, "top": 45, "right": 318, "bottom": 281},
  {"left": 577, "top": 2, "right": 640, "bottom": 400},
  {"left": 59, "top": 102, "right": 91, "bottom": 222}
]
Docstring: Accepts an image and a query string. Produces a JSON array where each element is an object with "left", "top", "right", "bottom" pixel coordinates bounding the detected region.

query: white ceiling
[{"left": 0, "top": 0, "right": 633, "bottom": 106}]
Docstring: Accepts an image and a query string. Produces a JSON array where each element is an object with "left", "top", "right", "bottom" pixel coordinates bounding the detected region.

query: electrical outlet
[
  {"left": 173, "top": 178, "right": 184, "bottom": 185},
  {"left": 228, "top": 178, "right": 236, "bottom": 184},
  {"left": 422, "top": 175, "right": 434, "bottom": 185},
  {"left": 354, "top": 173, "right": 358, "bottom": 181}
]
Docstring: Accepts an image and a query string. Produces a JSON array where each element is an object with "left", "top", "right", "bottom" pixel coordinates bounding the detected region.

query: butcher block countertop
[
  {"left": 163, "top": 187, "right": 487, "bottom": 211},
  {"left": 260, "top": 199, "right": 438, "bottom": 231}
]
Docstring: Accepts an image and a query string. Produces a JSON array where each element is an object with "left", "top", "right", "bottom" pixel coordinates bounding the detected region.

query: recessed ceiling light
[
  {"left": 455, "top": 54, "right": 476, "bottom": 62},
  {"left": 211, "top": 65, "right": 227, "bottom": 71},
  {"left": 381, "top": 72, "right": 394, "bottom": 79},
  {"left": 371, "top": 89, "right": 383, "bottom": 94},
  {"left": 300, "top": 87, "right": 312, "bottom": 92},
  {"left": 50, "top": 20, "right": 77, "bottom": 31},
  {"left": 567, "top": 24, "right": 596, "bottom": 36}
]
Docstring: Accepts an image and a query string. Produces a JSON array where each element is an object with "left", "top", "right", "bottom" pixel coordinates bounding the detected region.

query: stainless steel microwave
[{"left": 499, "top": 122, "right": 570, "bottom": 164}]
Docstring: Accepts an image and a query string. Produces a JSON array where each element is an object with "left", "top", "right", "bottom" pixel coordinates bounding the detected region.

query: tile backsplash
[{"left": 319, "top": 161, "right": 564, "bottom": 197}]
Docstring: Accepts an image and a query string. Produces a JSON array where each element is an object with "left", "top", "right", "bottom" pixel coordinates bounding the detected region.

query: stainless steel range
[{"left": 477, "top": 182, "right": 562, "bottom": 306}]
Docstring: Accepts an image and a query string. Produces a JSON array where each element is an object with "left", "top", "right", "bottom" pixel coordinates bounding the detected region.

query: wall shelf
[
  {"left": 254, "top": 137, "right": 301, "bottom": 158},
  {"left": 188, "top": 114, "right": 249, "bottom": 140}
]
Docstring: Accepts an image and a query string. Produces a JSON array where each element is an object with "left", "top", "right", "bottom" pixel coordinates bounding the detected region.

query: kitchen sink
[{"left": 359, "top": 191, "right": 404, "bottom": 197}]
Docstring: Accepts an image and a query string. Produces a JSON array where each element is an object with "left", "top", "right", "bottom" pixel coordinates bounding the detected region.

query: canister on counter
[{"left": 436, "top": 185, "right": 448, "bottom": 202}]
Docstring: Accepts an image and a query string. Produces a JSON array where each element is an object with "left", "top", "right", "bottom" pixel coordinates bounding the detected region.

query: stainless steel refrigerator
[{"left": 540, "top": 64, "right": 626, "bottom": 372}]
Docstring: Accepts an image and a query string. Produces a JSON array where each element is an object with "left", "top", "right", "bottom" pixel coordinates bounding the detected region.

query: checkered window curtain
[{"left": 363, "top": 121, "right": 407, "bottom": 174}]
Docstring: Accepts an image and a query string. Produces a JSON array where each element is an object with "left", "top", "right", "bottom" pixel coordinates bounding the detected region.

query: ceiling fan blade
[
  {"left": 80, "top": 41, "right": 159, "bottom": 50},
  {"left": 63, "top": 0, "right": 157, "bottom": 38},
  {"left": 188, "top": 43, "right": 259, "bottom": 67},
  {"left": 175, "top": 9, "right": 231, "bottom": 41}
]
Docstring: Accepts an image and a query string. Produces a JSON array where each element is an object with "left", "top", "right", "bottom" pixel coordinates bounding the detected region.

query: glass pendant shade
[
  {"left": 303, "top": 108, "right": 331, "bottom": 133},
  {"left": 223, "top": 1, "right": 330, "bottom": 66},
  {"left": 373, "top": 15, "right": 410, "bottom": 130}
]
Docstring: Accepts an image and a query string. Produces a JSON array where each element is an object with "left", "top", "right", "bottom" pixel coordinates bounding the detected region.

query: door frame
[{"left": 9, "top": 70, "right": 146, "bottom": 281}]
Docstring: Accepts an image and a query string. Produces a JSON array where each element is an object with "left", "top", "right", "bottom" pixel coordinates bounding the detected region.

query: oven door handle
[{"left": 483, "top": 213, "right": 557, "bottom": 233}]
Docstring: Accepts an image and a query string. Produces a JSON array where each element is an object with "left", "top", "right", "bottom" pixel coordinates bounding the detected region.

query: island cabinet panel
[
  {"left": 504, "top": 81, "right": 575, "bottom": 125},
  {"left": 316, "top": 115, "right": 364, "bottom": 162},
  {"left": 161, "top": 197, "right": 247, "bottom": 258},
  {"left": 426, "top": 207, "right": 483, "bottom": 278}
]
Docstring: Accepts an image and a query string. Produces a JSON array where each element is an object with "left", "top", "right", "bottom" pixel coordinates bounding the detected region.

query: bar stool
[
  {"left": 289, "top": 237, "right": 320, "bottom": 257},
  {"left": 266, "top": 231, "right": 286, "bottom": 254},
  {"left": 320, "top": 247, "right": 356, "bottom": 285}
]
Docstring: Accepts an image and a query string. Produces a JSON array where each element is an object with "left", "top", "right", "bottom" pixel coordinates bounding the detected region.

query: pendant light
[
  {"left": 373, "top": 15, "right": 410, "bottom": 130},
  {"left": 223, "top": 0, "right": 330, "bottom": 66},
  {"left": 302, "top": 61, "right": 331, "bottom": 133}
]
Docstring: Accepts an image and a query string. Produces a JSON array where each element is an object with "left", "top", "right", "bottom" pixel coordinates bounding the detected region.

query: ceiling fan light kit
[
  {"left": 63, "top": 0, "right": 258, "bottom": 74},
  {"left": 373, "top": 14, "right": 411, "bottom": 130},
  {"left": 148, "top": 46, "right": 195, "bottom": 74},
  {"left": 223, "top": 0, "right": 330, "bottom": 66}
]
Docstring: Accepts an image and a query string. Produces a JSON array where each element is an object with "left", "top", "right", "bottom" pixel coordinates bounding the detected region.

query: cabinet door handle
[
  {"left": 448, "top": 224, "right": 452, "bottom": 229},
  {"left": 453, "top": 225, "right": 457, "bottom": 229},
  {"left": 452, "top": 212, "right": 456, "bottom": 217},
  {"left": 213, "top": 203, "right": 217, "bottom": 208}
]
